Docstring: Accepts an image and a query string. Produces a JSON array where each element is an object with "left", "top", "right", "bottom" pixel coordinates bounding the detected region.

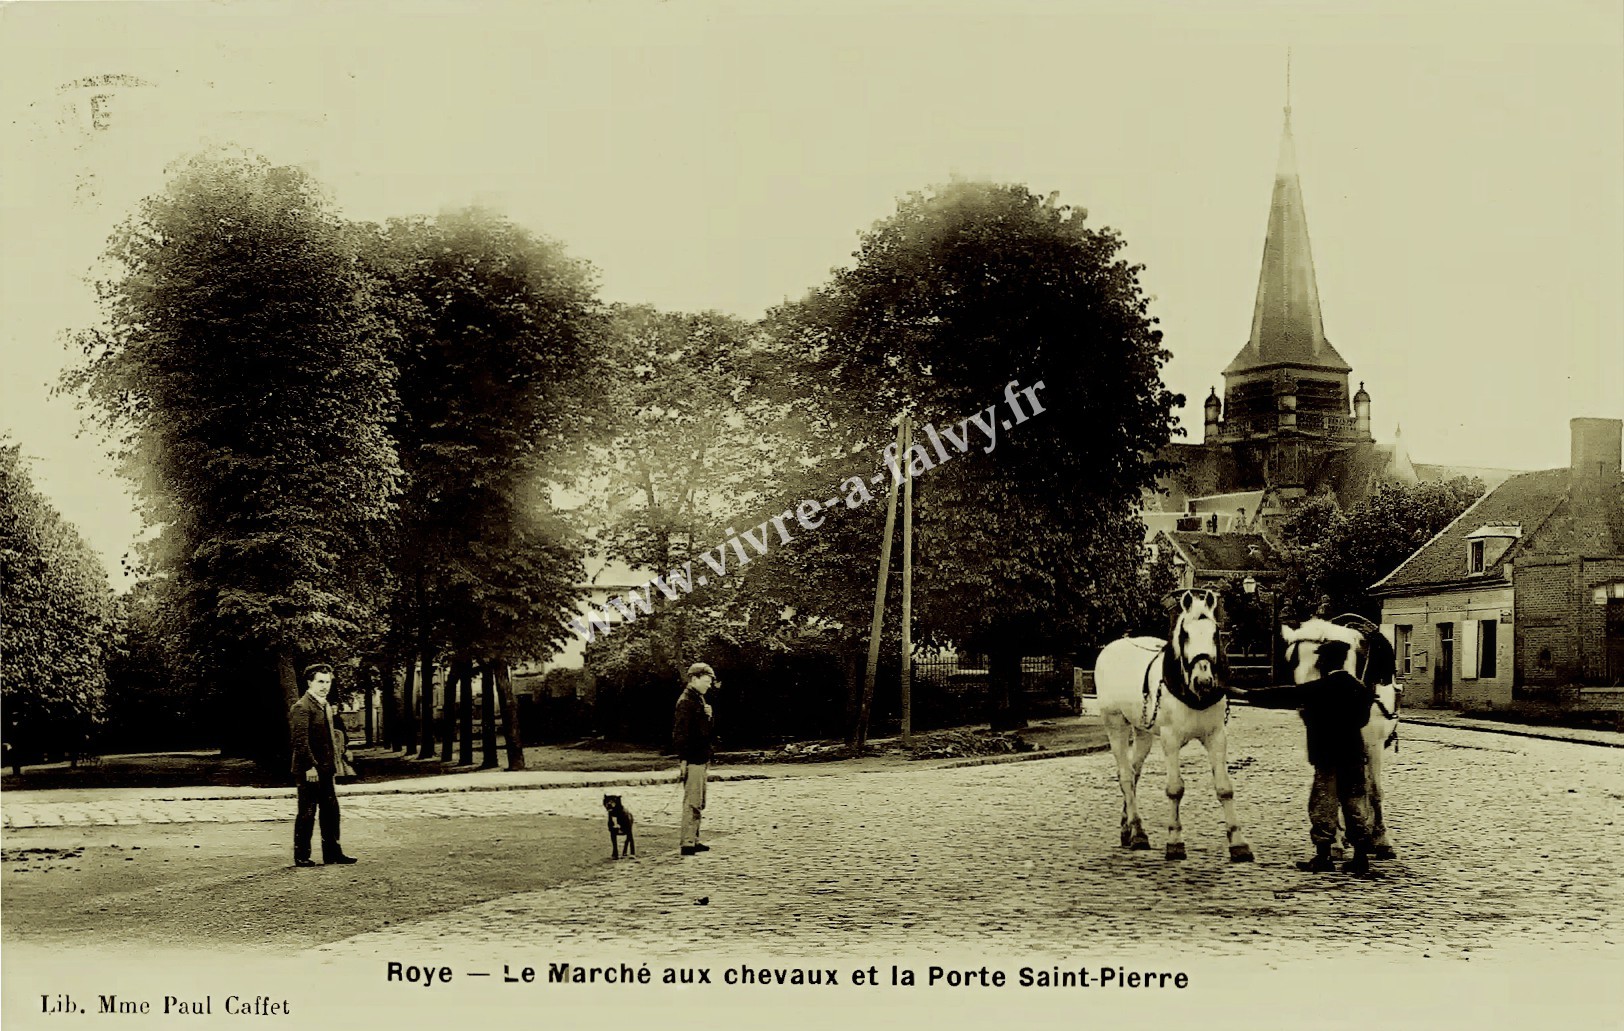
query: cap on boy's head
[
  {"left": 686, "top": 663, "right": 715, "bottom": 680},
  {"left": 303, "top": 662, "right": 335, "bottom": 683}
]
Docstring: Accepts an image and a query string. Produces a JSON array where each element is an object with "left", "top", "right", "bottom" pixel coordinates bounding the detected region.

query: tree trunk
[
  {"left": 263, "top": 650, "right": 301, "bottom": 770},
  {"left": 987, "top": 647, "right": 1027, "bottom": 732},
  {"left": 277, "top": 651, "right": 300, "bottom": 709},
  {"left": 495, "top": 661, "right": 525, "bottom": 771},
  {"left": 399, "top": 650, "right": 416, "bottom": 753},
  {"left": 480, "top": 667, "right": 498, "bottom": 769},
  {"left": 841, "top": 642, "right": 864, "bottom": 749},
  {"left": 417, "top": 644, "right": 436, "bottom": 760},
  {"left": 459, "top": 662, "right": 475, "bottom": 766},
  {"left": 441, "top": 657, "right": 464, "bottom": 763},
  {"left": 364, "top": 662, "right": 377, "bottom": 746}
]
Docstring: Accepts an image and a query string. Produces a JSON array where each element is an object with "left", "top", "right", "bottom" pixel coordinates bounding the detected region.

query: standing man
[
  {"left": 672, "top": 662, "right": 718, "bottom": 856},
  {"left": 289, "top": 663, "right": 358, "bottom": 867}
]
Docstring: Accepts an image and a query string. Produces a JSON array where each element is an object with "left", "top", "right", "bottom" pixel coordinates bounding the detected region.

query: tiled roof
[
  {"left": 1372, "top": 468, "right": 1624, "bottom": 594},
  {"left": 1161, "top": 531, "right": 1284, "bottom": 574}
]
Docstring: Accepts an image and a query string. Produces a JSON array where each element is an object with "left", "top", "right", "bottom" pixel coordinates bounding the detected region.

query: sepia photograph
[{"left": 2, "top": 1, "right": 1621, "bottom": 1028}]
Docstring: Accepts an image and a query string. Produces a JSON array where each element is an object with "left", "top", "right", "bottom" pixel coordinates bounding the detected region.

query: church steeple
[{"left": 1223, "top": 75, "right": 1350, "bottom": 377}]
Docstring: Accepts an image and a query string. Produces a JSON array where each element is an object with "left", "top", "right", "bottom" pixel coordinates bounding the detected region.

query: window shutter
[{"left": 1461, "top": 619, "right": 1480, "bottom": 679}]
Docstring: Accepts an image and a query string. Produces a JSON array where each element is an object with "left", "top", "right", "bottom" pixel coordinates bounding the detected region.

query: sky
[{"left": 2, "top": 0, "right": 1621, "bottom": 584}]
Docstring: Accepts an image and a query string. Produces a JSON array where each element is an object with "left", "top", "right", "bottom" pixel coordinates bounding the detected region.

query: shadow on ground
[{"left": 1, "top": 815, "right": 624, "bottom": 951}]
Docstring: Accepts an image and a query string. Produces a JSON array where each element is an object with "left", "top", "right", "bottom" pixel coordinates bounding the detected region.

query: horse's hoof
[
  {"left": 1372, "top": 844, "right": 1397, "bottom": 861},
  {"left": 1165, "top": 842, "right": 1186, "bottom": 861},
  {"left": 1229, "top": 844, "right": 1255, "bottom": 863},
  {"left": 1129, "top": 834, "right": 1151, "bottom": 851}
]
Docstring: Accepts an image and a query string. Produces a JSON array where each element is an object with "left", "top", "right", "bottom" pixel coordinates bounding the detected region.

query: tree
[
  {"left": 100, "top": 578, "right": 211, "bottom": 752},
  {"left": 572, "top": 306, "right": 807, "bottom": 683},
  {"left": 63, "top": 150, "right": 401, "bottom": 765},
  {"left": 1, "top": 443, "right": 113, "bottom": 771},
  {"left": 767, "top": 181, "right": 1181, "bottom": 730},
  {"left": 1280, "top": 478, "right": 1485, "bottom": 620},
  {"left": 375, "top": 208, "right": 605, "bottom": 770}
]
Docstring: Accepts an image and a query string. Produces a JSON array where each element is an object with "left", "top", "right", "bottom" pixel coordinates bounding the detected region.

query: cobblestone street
[
  {"left": 5, "top": 709, "right": 1621, "bottom": 965},
  {"left": 305, "top": 708, "right": 1618, "bottom": 963}
]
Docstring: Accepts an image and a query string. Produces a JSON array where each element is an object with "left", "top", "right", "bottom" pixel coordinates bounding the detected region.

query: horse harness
[
  {"left": 1331, "top": 613, "right": 1401, "bottom": 740},
  {"left": 1140, "top": 643, "right": 1229, "bottom": 728}
]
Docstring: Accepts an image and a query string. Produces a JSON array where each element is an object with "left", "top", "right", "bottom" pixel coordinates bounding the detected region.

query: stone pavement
[
  {"left": 5, "top": 709, "right": 1621, "bottom": 965},
  {"left": 272, "top": 706, "right": 1617, "bottom": 964}
]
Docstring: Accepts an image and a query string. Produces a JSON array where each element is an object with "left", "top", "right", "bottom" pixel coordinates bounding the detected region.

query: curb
[
  {"left": 1395, "top": 714, "right": 1624, "bottom": 749},
  {"left": 1234, "top": 700, "right": 1624, "bottom": 750},
  {"left": 936, "top": 742, "right": 1111, "bottom": 769},
  {"left": 2, "top": 742, "right": 1117, "bottom": 809}
]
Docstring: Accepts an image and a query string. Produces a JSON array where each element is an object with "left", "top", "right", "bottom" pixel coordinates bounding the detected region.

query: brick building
[{"left": 1372, "top": 418, "right": 1624, "bottom": 710}]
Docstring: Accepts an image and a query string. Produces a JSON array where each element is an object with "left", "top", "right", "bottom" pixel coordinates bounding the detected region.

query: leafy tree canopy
[
  {"left": 762, "top": 181, "right": 1182, "bottom": 655},
  {"left": 1280, "top": 478, "right": 1486, "bottom": 620},
  {"left": 1, "top": 442, "right": 114, "bottom": 763}
]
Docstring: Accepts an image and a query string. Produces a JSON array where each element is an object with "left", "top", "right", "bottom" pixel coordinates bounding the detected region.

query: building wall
[
  {"left": 1513, "top": 560, "right": 1579, "bottom": 690},
  {"left": 1382, "top": 585, "right": 1515, "bottom": 708},
  {"left": 1577, "top": 558, "right": 1624, "bottom": 682},
  {"left": 1513, "top": 557, "right": 1624, "bottom": 688}
]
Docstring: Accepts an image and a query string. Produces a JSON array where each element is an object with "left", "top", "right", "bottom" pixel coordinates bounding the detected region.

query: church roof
[{"left": 1225, "top": 108, "right": 1351, "bottom": 377}]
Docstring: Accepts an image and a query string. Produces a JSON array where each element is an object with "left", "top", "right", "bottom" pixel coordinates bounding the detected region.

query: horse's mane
[
  {"left": 1297, "top": 614, "right": 1396, "bottom": 687},
  {"left": 1360, "top": 626, "right": 1397, "bottom": 686}
]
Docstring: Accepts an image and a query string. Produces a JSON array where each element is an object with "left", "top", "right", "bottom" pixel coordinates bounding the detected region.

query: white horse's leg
[
  {"left": 1105, "top": 712, "right": 1150, "bottom": 849},
  {"left": 1366, "top": 727, "right": 1395, "bottom": 859},
  {"left": 1126, "top": 725, "right": 1155, "bottom": 848},
  {"left": 1205, "top": 719, "right": 1254, "bottom": 862},
  {"left": 1160, "top": 726, "right": 1187, "bottom": 860}
]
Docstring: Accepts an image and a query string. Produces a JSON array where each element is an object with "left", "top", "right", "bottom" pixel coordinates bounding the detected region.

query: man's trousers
[
  {"left": 680, "top": 762, "right": 708, "bottom": 848},
  {"left": 294, "top": 774, "right": 342, "bottom": 862}
]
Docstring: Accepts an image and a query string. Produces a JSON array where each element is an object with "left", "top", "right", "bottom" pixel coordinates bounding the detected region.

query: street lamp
[{"left": 1241, "top": 575, "right": 1279, "bottom": 684}]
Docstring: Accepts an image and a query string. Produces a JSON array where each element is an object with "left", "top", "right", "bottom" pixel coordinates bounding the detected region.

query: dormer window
[{"left": 1466, "top": 523, "right": 1522, "bottom": 576}]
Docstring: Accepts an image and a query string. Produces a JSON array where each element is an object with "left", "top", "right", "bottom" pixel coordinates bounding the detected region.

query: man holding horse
[{"left": 1280, "top": 617, "right": 1399, "bottom": 876}]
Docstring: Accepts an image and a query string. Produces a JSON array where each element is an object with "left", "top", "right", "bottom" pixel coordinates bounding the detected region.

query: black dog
[{"left": 603, "top": 794, "right": 635, "bottom": 859}]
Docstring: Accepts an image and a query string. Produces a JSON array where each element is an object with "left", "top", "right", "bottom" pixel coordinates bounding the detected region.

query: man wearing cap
[
  {"left": 672, "top": 662, "right": 718, "bottom": 856},
  {"left": 289, "top": 662, "right": 358, "bottom": 867}
]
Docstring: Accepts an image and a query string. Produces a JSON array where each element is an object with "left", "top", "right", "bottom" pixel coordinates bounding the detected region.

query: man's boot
[
  {"left": 1342, "top": 847, "right": 1373, "bottom": 876},
  {"left": 1295, "top": 847, "right": 1336, "bottom": 873}
]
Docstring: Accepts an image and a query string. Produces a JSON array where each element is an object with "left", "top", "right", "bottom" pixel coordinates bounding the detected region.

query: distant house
[
  {"left": 1152, "top": 530, "right": 1286, "bottom": 592},
  {"left": 1371, "top": 418, "right": 1624, "bottom": 710}
]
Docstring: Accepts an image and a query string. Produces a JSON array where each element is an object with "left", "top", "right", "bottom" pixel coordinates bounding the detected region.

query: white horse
[
  {"left": 1095, "top": 589, "right": 1254, "bottom": 862},
  {"left": 1280, "top": 616, "right": 1401, "bottom": 859}
]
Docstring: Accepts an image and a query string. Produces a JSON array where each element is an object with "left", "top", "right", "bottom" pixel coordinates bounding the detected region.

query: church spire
[{"left": 1224, "top": 63, "right": 1350, "bottom": 377}]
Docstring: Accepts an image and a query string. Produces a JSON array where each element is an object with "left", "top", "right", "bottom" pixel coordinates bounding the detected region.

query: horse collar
[{"left": 1162, "top": 644, "right": 1225, "bottom": 711}]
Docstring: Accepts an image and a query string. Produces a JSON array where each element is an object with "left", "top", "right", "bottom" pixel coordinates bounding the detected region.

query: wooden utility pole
[
  {"left": 854, "top": 417, "right": 906, "bottom": 750},
  {"left": 900, "top": 411, "right": 915, "bottom": 746}
]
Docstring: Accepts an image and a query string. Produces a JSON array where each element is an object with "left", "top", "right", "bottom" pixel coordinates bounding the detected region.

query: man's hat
[{"left": 686, "top": 662, "right": 715, "bottom": 679}]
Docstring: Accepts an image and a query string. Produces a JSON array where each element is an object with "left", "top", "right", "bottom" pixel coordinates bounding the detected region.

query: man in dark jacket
[
  {"left": 289, "top": 663, "right": 357, "bottom": 867},
  {"left": 672, "top": 662, "right": 717, "bottom": 856}
]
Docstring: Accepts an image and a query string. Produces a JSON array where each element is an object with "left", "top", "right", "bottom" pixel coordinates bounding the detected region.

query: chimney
[
  {"left": 1571, "top": 418, "right": 1623, "bottom": 480},
  {"left": 1568, "top": 418, "right": 1622, "bottom": 558}
]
